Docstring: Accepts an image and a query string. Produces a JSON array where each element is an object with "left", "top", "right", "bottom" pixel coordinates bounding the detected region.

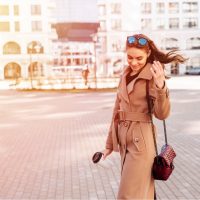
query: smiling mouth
[{"left": 131, "top": 65, "right": 140, "bottom": 68}]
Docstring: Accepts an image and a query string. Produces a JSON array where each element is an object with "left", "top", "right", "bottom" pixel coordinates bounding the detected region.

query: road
[{"left": 0, "top": 80, "right": 200, "bottom": 199}]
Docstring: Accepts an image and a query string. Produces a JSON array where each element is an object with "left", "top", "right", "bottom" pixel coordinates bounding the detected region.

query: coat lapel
[
  {"left": 118, "top": 63, "right": 153, "bottom": 103},
  {"left": 127, "top": 63, "right": 153, "bottom": 94},
  {"left": 118, "top": 67, "right": 130, "bottom": 103}
]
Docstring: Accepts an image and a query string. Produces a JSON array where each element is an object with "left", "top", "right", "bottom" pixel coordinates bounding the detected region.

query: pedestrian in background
[
  {"left": 82, "top": 64, "right": 90, "bottom": 87},
  {"left": 101, "top": 34, "right": 187, "bottom": 199}
]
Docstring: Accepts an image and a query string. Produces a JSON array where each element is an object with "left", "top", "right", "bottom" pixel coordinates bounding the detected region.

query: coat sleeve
[
  {"left": 153, "top": 81, "right": 170, "bottom": 120},
  {"left": 105, "top": 92, "right": 120, "bottom": 150}
]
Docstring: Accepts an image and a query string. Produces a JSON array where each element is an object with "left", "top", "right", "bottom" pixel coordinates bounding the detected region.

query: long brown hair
[{"left": 126, "top": 33, "right": 188, "bottom": 65}]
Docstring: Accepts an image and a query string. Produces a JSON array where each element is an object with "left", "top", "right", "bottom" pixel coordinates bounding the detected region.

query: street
[{"left": 0, "top": 81, "right": 200, "bottom": 199}]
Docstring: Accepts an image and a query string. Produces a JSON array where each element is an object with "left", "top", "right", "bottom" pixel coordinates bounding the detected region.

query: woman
[{"left": 102, "top": 34, "right": 187, "bottom": 199}]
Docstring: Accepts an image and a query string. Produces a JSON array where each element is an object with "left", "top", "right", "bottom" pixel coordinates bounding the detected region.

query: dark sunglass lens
[
  {"left": 138, "top": 38, "right": 147, "bottom": 46},
  {"left": 127, "top": 36, "right": 135, "bottom": 44},
  {"left": 92, "top": 152, "right": 103, "bottom": 163}
]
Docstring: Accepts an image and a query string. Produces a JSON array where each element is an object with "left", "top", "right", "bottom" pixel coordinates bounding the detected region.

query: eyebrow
[{"left": 127, "top": 55, "right": 143, "bottom": 59}]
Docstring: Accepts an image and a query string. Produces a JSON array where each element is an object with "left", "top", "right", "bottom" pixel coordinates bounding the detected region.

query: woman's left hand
[{"left": 150, "top": 61, "right": 165, "bottom": 89}]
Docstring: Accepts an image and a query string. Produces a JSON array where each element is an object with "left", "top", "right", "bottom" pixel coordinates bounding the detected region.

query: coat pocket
[{"left": 132, "top": 122, "right": 146, "bottom": 152}]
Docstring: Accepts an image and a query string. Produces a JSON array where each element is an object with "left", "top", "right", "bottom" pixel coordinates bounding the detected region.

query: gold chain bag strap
[{"left": 146, "top": 80, "right": 176, "bottom": 181}]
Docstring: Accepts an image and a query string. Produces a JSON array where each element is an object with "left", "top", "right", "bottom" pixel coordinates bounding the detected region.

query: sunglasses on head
[{"left": 127, "top": 36, "right": 148, "bottom": 47}]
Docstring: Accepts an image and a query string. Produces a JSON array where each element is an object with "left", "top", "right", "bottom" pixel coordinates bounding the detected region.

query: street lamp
[
  {"left": 28, "top": 42, "right": 42, "bottom": 89},
  {"left": 28, "top": 43, "right": 34, "bottom": 89},
  {"left": 34, "top": 44, "right": 42, "bottom": 76}
]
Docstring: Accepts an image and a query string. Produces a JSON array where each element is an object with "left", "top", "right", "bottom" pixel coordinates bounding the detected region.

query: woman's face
[{"left": 127, "top": 47, "right": 149, "bottom": 72}]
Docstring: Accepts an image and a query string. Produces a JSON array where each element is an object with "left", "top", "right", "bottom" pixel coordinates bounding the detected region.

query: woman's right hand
[{"left": 102, "top": 148, "right": 113, "bottom": 160}]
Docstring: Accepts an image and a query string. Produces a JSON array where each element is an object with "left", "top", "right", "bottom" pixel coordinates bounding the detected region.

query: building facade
[
  {"left": 0, "top": 0, "right": 57, "bottom": 82},
  {"left": 52, "top": 23, "right": 99, "bottom": 82},
  {"left": 50, "top": 0, "right": 100, "bottom": 88},
  {"left": 97, "top": 0, "right": 200, "bottom": 76}
]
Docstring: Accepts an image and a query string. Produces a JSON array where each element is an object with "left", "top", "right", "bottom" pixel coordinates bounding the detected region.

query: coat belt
[
  {"left": 111, "top": 110, "right": 151, "bottom": 152},
  {"left": 118, "top": 110, "right": 151, "bottom": 122}
]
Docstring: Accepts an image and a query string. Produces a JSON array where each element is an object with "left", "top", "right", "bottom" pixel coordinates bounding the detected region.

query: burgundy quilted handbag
[
  {"left": 152, "top": 144, "right": 176, "bottom": 180},
  {"left": 146, "top": 80, "right": 176, "bottom": 181}
]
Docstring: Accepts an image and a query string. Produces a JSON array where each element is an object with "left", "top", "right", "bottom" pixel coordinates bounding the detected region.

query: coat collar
[
  {"left": 125, "top": 62, "right": 153, "bottom": 80},
  {"left": 118, "top": 63, "right": 153, "bottom": 103}
]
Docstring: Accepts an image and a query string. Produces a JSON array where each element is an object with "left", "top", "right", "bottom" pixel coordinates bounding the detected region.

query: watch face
[{"left": 92, "top": 152, "right": 103, "bottom": 163}]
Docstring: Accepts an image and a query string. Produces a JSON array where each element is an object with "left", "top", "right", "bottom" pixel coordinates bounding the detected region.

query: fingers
[
  {"left": 150, "top": 61, "right": 165, "bottom": 89},
  {"left": 151, "top": 61, "right": 161, "bottom": 74},
  {"left": 102, "top": 149, "right": 112, "bottom": 160},
  {"left": 102, "top": 153, "right": 106, "bottom": 160},
  {"left": 150, "top": 61, "right": 164, "bottom": 77},
  {"left": 153, "top": 60, "right": 163, "bottom": 69},
  {"left": 150, "top": 67, "right": 156, "bottom": 77},
  {"left": 102, "top": 151, "right": 109, "bottom": 160},
  {"left": 101, "top": 150, "right": 107, "bottom": 160}
]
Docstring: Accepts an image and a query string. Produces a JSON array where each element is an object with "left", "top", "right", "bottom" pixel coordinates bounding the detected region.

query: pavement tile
[{"left": 0, "top": 89, "right": 199, "bottom": 199}]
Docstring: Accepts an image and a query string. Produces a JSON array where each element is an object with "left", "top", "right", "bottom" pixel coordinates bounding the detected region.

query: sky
[{"left": 54, "top": 0, "right": 98, "bottom": 23}]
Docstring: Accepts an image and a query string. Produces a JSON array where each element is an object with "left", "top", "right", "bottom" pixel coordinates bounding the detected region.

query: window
[
  {"left": 111, "top": 38, "right": 123, "bottom": 52},
  {"left": 141, "top": 18, "right": 152, "bottom": 30},
  {"left": 141, "top": 3, "right": 151, "bottom": 14},
  {"left": 169, "top": 3, "right": 179, "bottom": 14},
  {"left": 186, "top": 57, "right": 200, "bottom": 68},
  {"left": 162, "top": 38, "right": 178, "bottom": 50},
  {"left": 156, "top": 18, "right": 165, "bottom": 29},
  {"left": 99, "top": 5, "right": 106, "bottom": 16},
  {"left": 0, "top": 5, "right": 9, "bottom": 15},
  {"left": 169, "top": 18, "right": 179, "bottom": 29},
  {"left": 157, "top": 3, "right": 165, "bottom": 14},
  {"left": 4, "top": 63, "right": 21, "bottom": 80},
  {"left": 31, "top": 5, "right": 41, "bottom": 15},
  {"left": 27, "top": 41, "right": 44, "bottom": 54},
  {"left": 111, "top": 3, "right": 121, "bottom": 14},
  {"left": 32, "top": 21, "right": 42, "bottom": 32},
  {"left": 3, "top": 42, "right": 21, "bottom": 54},
  {"left": 183, "top": 2, "right": 198, "bottom": 13},
  {"left": 15, "top": 21, "right": 20, "bottom": 32},
  {"left": 0, "top": 22, "right": 10, "bottom": 32},
  {"left": 14, "top": 5, "right": 19, "bottom": 15},
  {"left": 186, "top": 37, "right": 200, "bottom": 49},
  {"left": 111, "top": 19, "right": 121, "bottom": 30},
  {"left": 183, "top": 18, "right": 198, "bottom": 28},
  {"left": 29, "top": 62, "right": 43, "bottom": 77}
]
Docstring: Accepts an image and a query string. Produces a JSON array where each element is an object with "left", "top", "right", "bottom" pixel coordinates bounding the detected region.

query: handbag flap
[{"left": 160, "top": 144, "right": 176, "bottom": 166}]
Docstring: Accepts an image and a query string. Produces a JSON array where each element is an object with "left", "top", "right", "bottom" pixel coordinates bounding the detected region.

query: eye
[
  {"left": 137, "top": 57, "right": 143, "bottom": 60},
  {"left": 127, "top": 55, "right": 133, "bottom": 59}
]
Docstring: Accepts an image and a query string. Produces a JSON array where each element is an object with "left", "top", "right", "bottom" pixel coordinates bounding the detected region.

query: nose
[{"left": 131, "top": 59, "right": 138, "bottom": 66}]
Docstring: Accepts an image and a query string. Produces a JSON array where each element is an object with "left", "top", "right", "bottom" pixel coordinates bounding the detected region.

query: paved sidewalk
[{"left": 0, "top": 89, "right": 200, "bottom": 199}]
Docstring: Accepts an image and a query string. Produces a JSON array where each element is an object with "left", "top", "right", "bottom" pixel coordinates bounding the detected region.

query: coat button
[
  {"left": 134, "top": 138, "right": 139, "bottom": 143},
  {"left": 124, "top": 122, "right": 128, "bottom": 127}
]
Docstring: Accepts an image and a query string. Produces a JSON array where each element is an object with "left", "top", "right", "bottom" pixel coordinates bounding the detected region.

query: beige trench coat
[{"left": 105, "top": 63, "right": 170, "bottom": 199}]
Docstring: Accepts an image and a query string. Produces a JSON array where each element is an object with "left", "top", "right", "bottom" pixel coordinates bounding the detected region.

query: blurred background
[{"left": 0, "top": 0, "right": 200, "bottom": 89}]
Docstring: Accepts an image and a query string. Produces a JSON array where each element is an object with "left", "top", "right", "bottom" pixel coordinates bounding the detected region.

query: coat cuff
[
  {"left": 105, "top": 143, "right": 113, "bottom": 150},
  {"left": 154, "top": 81, "right": 169, "bottom": 99}
]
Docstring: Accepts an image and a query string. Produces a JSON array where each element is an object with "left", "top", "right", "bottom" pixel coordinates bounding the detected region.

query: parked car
[{"left": 185, "top": 67, "right": 200, "bottom": 75}]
